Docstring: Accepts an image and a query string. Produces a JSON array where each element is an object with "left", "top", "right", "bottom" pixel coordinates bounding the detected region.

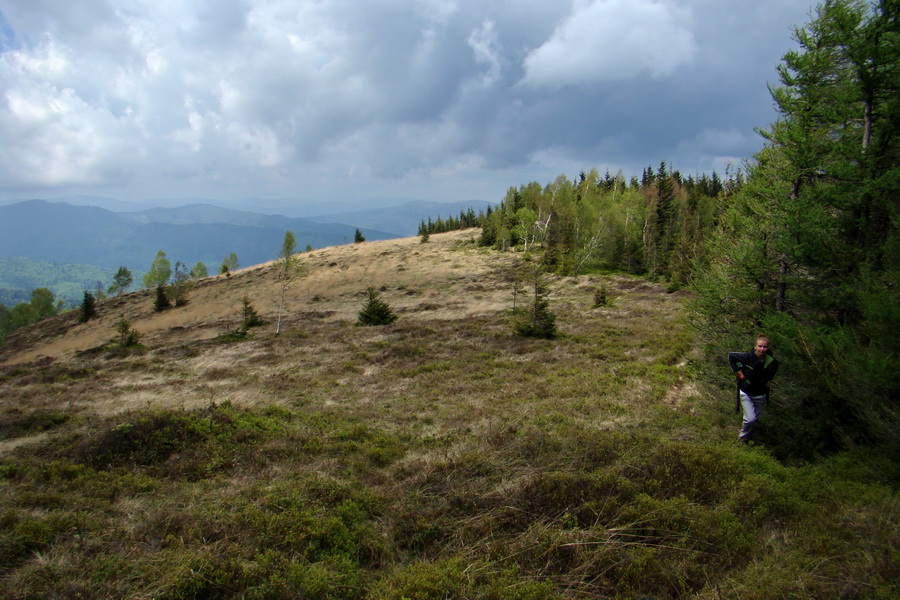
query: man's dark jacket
[{"left": 728, "top": 349, "right": 779, "bottom": 397}]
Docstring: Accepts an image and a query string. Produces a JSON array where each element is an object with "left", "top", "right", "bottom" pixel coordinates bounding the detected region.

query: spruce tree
[
  {"left": 153, "top": 284, "right": 171, "bottom": 312},
  {"left": 357, "top": 287, "right": 397, "bottom": 326},
  {"left": 513, "top": 276, "right": 556, "bottom": 339},
  {"left": 79, "top": 291, "right": 97, "bottom": 323}
]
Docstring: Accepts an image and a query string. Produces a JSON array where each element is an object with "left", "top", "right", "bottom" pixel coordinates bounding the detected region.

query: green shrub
[
  {"left": 0, "top": 409, "right": 71, "bottom": 440},
  {"left": 369, "top": 558, "right": 560, "bottom": 600},
  {"left": 357, "top": 287, "right": 398, "bottom": 326}
]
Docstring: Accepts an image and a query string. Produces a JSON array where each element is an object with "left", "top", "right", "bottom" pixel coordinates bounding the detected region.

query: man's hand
[{"left": 735, "top": 371, "right": 745, "bottom": 381}]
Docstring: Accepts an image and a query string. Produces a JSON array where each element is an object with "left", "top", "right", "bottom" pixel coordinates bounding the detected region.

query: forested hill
[{"left": 0, "top": 199, "right": 397, "bottom": 276}]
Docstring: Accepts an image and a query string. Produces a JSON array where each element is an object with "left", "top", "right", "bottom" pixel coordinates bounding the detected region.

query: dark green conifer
[
  {"left": 357, "top": 287, "right": 397, "bottom": 326},
  {"left": 79, "top": 291, "right": 97, "bottom": 323},
  {"left": 153, "top": 284, "right": 171, "bottom": 312}
]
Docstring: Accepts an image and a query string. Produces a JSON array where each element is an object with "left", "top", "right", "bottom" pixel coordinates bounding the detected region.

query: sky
[{"left": 0, "top": 0, "right": 818, "bottom": 216}]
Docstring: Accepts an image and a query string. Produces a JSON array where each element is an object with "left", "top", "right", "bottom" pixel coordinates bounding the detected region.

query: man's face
[{"left": 755, "top": 340, "right": 769, "bottom": 358}]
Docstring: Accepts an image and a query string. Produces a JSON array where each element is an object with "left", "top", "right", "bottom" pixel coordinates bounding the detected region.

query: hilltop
[{"left": 0, "top": 230, "right": 895, "bottom": 599}]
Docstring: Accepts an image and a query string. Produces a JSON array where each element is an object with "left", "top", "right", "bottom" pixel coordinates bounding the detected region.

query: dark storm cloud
[{"left": 0, "top": 0, "right": 816, "bottom": 209}]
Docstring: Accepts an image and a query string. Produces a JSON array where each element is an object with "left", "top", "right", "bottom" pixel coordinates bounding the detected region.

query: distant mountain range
[{"left": 0, "top": 198, "right": 490, "bottom": 306}]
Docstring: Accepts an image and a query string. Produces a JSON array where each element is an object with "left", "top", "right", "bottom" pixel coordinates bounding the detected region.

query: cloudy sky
[{"left": 0, "top": 0, "right": 817, "bottom": 215}]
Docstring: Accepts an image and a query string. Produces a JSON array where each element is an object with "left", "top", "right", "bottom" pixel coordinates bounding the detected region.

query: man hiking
[{"left": 729, "top": 334, "right": 779, "bottom": 443}]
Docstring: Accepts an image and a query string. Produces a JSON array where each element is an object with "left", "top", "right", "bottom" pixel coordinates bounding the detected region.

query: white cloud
[
  {"left": 0, "top": 0, "right": 817, "bottom": 209},
  {"left": 467, "top": 19, "right": 502, "bottom": 85},
  {"left": 521, "top": 0, "right": 697, "bottom": 87}
]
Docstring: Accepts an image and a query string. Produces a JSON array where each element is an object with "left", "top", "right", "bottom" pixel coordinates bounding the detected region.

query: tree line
[
  {"left": 477, "top": 0, "right": 898, "bottom": 458},
  {"left": 476, "top": 164, "right": 732, "bottom": 286}
]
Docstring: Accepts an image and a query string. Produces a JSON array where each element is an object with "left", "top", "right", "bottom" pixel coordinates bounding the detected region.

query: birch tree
[{"left": 274, "top": 231, "right": 304, "bottom": 335}]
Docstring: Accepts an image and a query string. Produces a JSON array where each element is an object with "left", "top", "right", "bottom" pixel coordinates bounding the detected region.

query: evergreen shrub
[{"left": 357, "top": 287, "right": 397, "bottom": 326}]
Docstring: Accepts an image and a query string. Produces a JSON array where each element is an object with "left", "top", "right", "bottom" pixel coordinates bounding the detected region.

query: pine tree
[
  {"left": 513, "top": 275, "right": 557, "bottom": 339},
  {"left": 78, "top": 291, "right": 97, "bottom": 323},
  {"left": 153, "top": 284, "right": 171, "bottom": 312},
  {"left": 357, "top": 287, "right": 397, "bottom": 326}
]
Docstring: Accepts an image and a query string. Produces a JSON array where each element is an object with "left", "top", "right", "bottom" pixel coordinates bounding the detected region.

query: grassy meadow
[{"left": 0, "top": 231, "right": 896, "bottom": 599}]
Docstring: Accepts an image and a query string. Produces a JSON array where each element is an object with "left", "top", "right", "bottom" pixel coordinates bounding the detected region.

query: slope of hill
[{"left": 0, "top": 230, "right": 894, "bottom": 599}]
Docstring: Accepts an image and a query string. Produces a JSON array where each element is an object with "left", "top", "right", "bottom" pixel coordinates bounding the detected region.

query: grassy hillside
[{"left": 0, "top": 231, "right": 896, "bottom": 599}]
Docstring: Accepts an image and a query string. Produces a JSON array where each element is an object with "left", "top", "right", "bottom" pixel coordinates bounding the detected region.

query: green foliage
[
  {"left": 108, "top": 266, "right": 133, "bottom": 296},
  {"left": 72, "top": 403, "right": 287, "bottom": 475},
  {"left": 115, "top": 319, "right": 142, "bottom": 348},
  {"left": 240, "top": 296, "right": 265, "bottom": 332},
  {"left": 0, "top": 409, "right": 71, "bottom": 440},
  {"left": 357, "top": 287, "right": 398, "bottom": 326},
  {"left": 593, "top": 282, "right": 609, "bottom": 307},
  {"left": 142, "top": 250, "right": 172, "bottom": 289},
  {"left": 693, "top": 0, "right": 900, "bottom": 455},
  {"left": 153, "top": 284, "right": 171, "bottom": 312},
  {"left": 0, "top": 256, "right": 117, "bottom": 307},
  {"left": 220, "top": 252, "right": 239, "bottom": 275},
  {"left": 354, "top": 228, "right": 365, "bottom": 243},
  {"left": 275, "top": 230, "right": 304, "bottom": 335},
  {"left": 370, "top": 558, "right": 560, "bottom": 600},
  {"left": 513, "top": 274, "right": 557, "bottom": 339},
  {"left": 168, "top": 261, "right": 194, "bottom": 307},
  {"left": 78, "top": 290, "right": 97, "bottom": 323},
  {"left": 420, "top": 207, "right": 484, "bottom": 237},
  {"left": 0, "top": 287, "right": 65, "bottom": 344},
  {"left": 189, "top": 262, "right": 208, "bottom": 279},
  {"left": 478, "top": 166, "right": 719, "bottom": 280}
]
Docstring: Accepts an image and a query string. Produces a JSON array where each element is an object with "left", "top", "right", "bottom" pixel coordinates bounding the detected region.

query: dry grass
[{"left": 0, "top": 230, "right": 895, "bottom": 599}]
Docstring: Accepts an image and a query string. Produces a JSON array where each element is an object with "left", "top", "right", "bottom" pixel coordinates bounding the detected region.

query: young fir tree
[
  {"left": 357, "top": 287, "right": 397, "bottom": 326},
  {"left": 240, "top": 296, "right": 265, "bottom": 332},
  {"left": 513, "top": 275, "right": 557, "bottom": 339},
  {"left": 115, "top": 319, "right": 141, "bottom": 348},
  {"left": 153, "top": 284, "right": 171, "bottom": 312},
  {"left": 78, "top": 291, "right": 97, "bottom": 323}
]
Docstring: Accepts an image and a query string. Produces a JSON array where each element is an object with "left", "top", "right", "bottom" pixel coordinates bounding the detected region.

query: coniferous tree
[
  {"left": 694, "top": 0, "right": 900, "bottom": 454},
  {"left": 78, "top": 291, "right": 97, "bottom": 323},
  {"left": 513, "top": 274, "right": 557, "bottom": 339},
  {"left": 354, "top": 229, "right": 366, "bottom": 243},
  {"left": 357, "top": 287, "right": 397, "bottom": 326},
  {"left": 115, "top": 319, "right": 141, "bottom": 348},
  {"left": 240, "top": 296, "right": 265, "bottom": 332},
  {"left": 153, "top": 284, "right": 171, "bottom": 312}
]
